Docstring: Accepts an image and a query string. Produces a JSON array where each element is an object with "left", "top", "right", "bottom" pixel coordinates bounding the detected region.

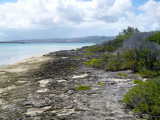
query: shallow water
[{"left": 0, "top": 43, "right": 94, "bottom": 67}]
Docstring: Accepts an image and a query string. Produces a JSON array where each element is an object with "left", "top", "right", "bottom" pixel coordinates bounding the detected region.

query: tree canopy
[{"left": 120, "top": 26, "right": 140, "bottom": 36}]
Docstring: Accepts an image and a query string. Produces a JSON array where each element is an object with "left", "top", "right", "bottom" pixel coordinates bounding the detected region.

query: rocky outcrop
[{"left": 0, "top": 50, "right": 143, "bottom": 120}]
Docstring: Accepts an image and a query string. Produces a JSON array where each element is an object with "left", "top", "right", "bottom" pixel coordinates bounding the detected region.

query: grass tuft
[
  {"left": 85, "top": 59, "right": 98, "bottom": 66},
  {"left": 117, "top": 73, "right": 128, "bottom": 76},
  {"left": 84, "top": 53, "right": 95, "bottom": 55},
  {"left": 77, "top": 86, "right": 92, "bottom": 91},
  {"left": 74, "top": 56, "right": 79, "bottom": 59},
  {"left": 70, "top": 67, "right": 75, "bottom": 70},
  {"left": 133, "top": 80, "right": 144, "bottom": 84},
  {"left": 98, "top": 83, "right": 106, "bottom": 86}
]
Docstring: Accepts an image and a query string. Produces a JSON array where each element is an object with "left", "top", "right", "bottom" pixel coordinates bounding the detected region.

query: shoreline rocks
[{"left": 0, "top": 50, "right": 143, "bottom": 120}]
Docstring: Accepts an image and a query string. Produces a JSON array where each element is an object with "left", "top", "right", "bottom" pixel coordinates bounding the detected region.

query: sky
[{"left": 0, "top": 0, "right": 160, "bottom": 41}]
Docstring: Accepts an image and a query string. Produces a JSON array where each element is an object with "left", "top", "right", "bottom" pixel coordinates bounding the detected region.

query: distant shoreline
[
  {"left": 0, "top": 36, "right": 115, "bottom": 44},
  {"left": 0, "top": 42, "right": 25, "bottom": 43}
]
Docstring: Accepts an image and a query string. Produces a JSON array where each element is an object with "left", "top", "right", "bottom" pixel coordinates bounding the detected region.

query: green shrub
[
  {"left": 105, "top": 60, "right": 124, "bottom": 71},
  {"left": 133, "top": 80, "right": 144, "bottom": 84},
  {"left": 85, "top": 45, "right": 105, "bottom": 52},
  {"left": 104, "top": 34, "right": 132, "bottom": 52},
  {"left": 98, "top": 83, "right": 106, "bottom": 86},
  {"left": 74, "top": 56, "right": 79, "bottom": 59},
  {"left": 92, "top": 58, "right": 105, "bottom": 68},
  {"left": 70, "top": 67, "right": 75, "bottom": 70},
  {"left": 85, "top": 48, "right": 160, "bottom": 74},
  {"left": 123, "top": 49, "right": 138, "bottom": 70},
  {"left": 118, "top": 73, "right": 128, "bottom": 76},
  {"left": 139, "top": 70, "right": 160, "bottom": 78},
  {"left": 148, "top": 31, "right": 160, "bottom": 44},
  {"left": 84, "top": 53, "right": 95, "bottom": 55},
  {"left": 77, "top": 86, "right": 92, "bottom": 91},
  {"left": 105, "top": 54, "right": 125, "bottom": 71},
  {"left": 154, "top": 58, "right": 160, "bottom": 70},
  {"left": 123, "top": 79, "right": 160, "bottom": 119},
  {"left": 123, "top": 49, "right": 159, "bottom": 71},
  {"left": 86, "top": 33, "right": 133, "bottom": 53},
  {"left": 85, "top": 59, "right": 99, "bottom": 66}
]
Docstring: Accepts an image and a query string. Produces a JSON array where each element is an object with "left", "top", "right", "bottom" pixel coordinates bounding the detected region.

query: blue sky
[
  {"left": 0, "top": 0, "right": 153, "bottom": 8},
  {"left": 0, "top": 0, "right": 17, "bottom": 4},
  {"left": 0, "top": 0, "right": 160, "bottom": 41},
  {"left": 0, "top": 0, "right": 151, "bottom": 8}
]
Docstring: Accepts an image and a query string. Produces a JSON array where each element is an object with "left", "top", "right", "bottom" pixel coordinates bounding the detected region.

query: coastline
[
  {"left": 0, "top": 52, "right": 51, "bottom": 68},
  {"left": 0, "top": 43, "right": 95, "bottom": 67},
  {"left": 0, "top": 53, "right": 50, "bottom": 68},
  {"left": 0, "top": 49, "right": 143, "bottom": 119}
]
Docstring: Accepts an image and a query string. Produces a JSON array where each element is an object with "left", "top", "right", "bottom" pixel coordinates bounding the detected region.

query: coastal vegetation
[
  {"left": 148, "top": 31, "right": 160, "bottom": 44},
  {"left": 85, "top": 58, "right": 99, "bottom": 66},
  {"left": 70, "top": 67, "right": 75, "bottom": 69},
  {"left": 74, "top": 56, "right": 79, "bottom": 59},
  {"left": 77, "top": 85, "right": 92, "bottom": 91},
  {"left": 123, "top": 78, "right": 160, "bottom": 118},
  {"left": 86, "top": 27, "right": 139, "bottom": 53},
  {"left": 84, "top": 27, "right": 160, "bottom": 119},
  {"left": 84, "top": 52, "right": 95, "bottom": 55},
  {"left": 85, "top": 34, "right": 130, "bottom": 52},
  {"left": 117, "top": 73, "right": 128, "bottom": 76},
  {"left": 133, "top": 80, "right": 144, "bottom": 84},
  {"left": 97, "top": 83, "right": 106, "bottom": 86}
]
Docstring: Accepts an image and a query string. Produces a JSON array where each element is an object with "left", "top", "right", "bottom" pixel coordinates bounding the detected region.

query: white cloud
[
  {"left": 139, "top": 0, "right": 160, "bottom": 18},
  {"left": 0, "top": 32, "right": 4, "bottom": 36},
  {"left": 0, "top": 0, "right": 132, "bottom": 29},
  {"left": 111, "top": 0, "right": 160, "bottom": 32},
  {"left": 137, "top": 0, "right": 160, "bottom": 31},
  {"left": 1, "top": 0, "right": 160, "bottom": 40},
  {"left": 152, "top": 23, "right": 159, "bottom": 30}
]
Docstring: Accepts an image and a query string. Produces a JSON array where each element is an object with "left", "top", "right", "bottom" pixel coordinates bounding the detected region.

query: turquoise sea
[{"left": 0, "top": 43, "right": 94, "bottom": 67}]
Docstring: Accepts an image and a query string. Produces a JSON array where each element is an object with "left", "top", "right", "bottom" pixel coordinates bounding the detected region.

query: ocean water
[{"left": 0, "top": 43, "right": 94, "bottom": 67}]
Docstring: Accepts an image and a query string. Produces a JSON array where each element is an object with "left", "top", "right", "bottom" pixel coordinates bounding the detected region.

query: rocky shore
[{"left": 0, "top": 49, "right": 144, "bottom": 120}]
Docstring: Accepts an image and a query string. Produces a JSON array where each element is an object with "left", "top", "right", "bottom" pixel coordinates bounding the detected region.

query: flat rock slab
[
  {"left": 71, "top": 74, "right": 88, "bottom": 79},
  {"left": 38, "top": 79, "right": 53, "bottom": 87}
]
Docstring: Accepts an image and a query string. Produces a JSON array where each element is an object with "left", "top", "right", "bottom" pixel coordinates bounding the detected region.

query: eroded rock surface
[{"left": 0, "top": 50, "right": 143, "bottom": 120}]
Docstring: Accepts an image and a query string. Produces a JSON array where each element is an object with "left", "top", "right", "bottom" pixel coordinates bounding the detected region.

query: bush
[
  {"left": 92, "top": 58, "right": 105, "bottom": 68},
  {"left": 98, "top": 83, "right": 106, "bottom": 86},
  {"left": 133, "top": 80, "right": 144, "bottom": 84},
  {"left": 148, "top": 31, "right": 160, "bottom": 44},
  {"left": 85, "top": 58, "right": 99, "bottom": 66},
  {"left": 74, "top": 56, "right": 79, "bottom": 59},
  {"left": 85, "top": 45, "right": 106, "bottom": 52},
  {"left": 70, "top": 67, "right": 75, "bottom": 70},
  {"left": 118, "top": 73, "right": 128, "bottom": 76},
  {"left": 123, "top": 49, "right": 138, "bottom": 70},
  {"left": 154, "top": 58, "right": 160, "bottom": 70},
  {"left": 123, "top": 48, "right": 159, "bottom": 72},
  {"left": 86, "top": 48, "right": 160, "bottom": 75},
  {"left": 105, "top": 54, "right": 125, "bottom": 71},
  {"left": 84, "top": 52, "right": 95, "bottom": 55},
  {"left": 86, "top": 33, "right": 133, "bottom": 53},
  {"left": 105, "top": 59, "right": 124, "bottom": 71},
  {"left": 123, "top": 79, "right": 160, "bottom": 119},
  {"left": 77, "top": 86, "right": 92, "bottom": 91},
  {"left": 138, "top": 70, "right": 160, "bottom": 78}
]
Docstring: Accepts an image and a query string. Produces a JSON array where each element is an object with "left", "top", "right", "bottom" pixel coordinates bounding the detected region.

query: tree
[{"left": 120, "top": 26, "right": 140, "bottom": 36}]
